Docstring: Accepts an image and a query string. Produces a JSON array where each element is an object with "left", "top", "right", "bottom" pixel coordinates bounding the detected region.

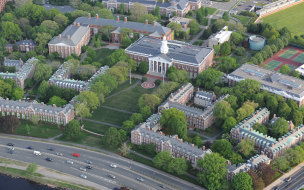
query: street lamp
[{"left": 153, "top": 172, "right": 155, "bottom": 178}]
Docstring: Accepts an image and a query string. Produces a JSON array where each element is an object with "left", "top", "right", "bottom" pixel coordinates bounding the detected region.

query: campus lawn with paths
[
  {"left": 233, "top": 15, "right": 251, "bottom": 24},
  {"left": 106, "top": 79, "right": 139, "bottom": 97},
  {"left": 89, "top": 107, "right": 132, "bottom": 126},
  {"left": 94, "top": 48, "right": 116, "bottom": 64},
  {"left": 231, "top": 54, "right": 251, "bottom": 66}
]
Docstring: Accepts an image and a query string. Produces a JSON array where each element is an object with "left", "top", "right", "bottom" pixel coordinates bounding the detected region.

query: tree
[
  {"left": 3, "top": 115, "right": 20, "bottom": 133},
  {"left": 277, "top": 102, "right": 291, "bottom": 120},
  {"left": 30, "top": 115, "right": 39, "bottom": 126},
  {"left": 166, "top": 66, "right": 177, "bottom": 77},
  {"left": 17, "top": 4, "right": 45, "bottom": 23},
  {"left": 138, "top": 94, "right": 161, "bottom": 112},
  {"left": 26, "top": 162, "right": 38, "bottom": 174},
  {"left": 192, "top": 133, "right": 202, "bottom": 147},
  {"left": 236, "top": 79, "right": 261, "bottom": 94},
  {"left": 197, "top": 153, "right": 227, "bottom": 190},
  {"left": 213, "top": 101, "right": 235, "bottom": 126},
  {"left": 188, "top": 20, "right": 199, "bottom": 35},
  {"left": 97, "top": 9, "right": 114, "bottom": 19},
  {"left": 256, "top": 162, "right": 276, "bottom": 185},
  {"left": 211, "top": 139, "right": 233, "bottom": 158},
  {"left": 47, "top": 96, "right": 68, "bottom": 107},
  {"left": 87, "top": 47, "right": 96, "bottom": 60},
  {"left": 99, "top": 24, "right": 115, "bottom": 42},
  {"left": 292, "top": 70, "right": 300, "bottom": 78},
  {"left": 75, "top": 102, "right": 91, "bottom": 122},
  {"left": 122, "top": 120, "right": 135, "bottom": 132},
  {"left": 202, "top": 27, "right": 213, "bottom": 40},
  {"left": 204, "top": 7, "right": 209, "bottom": 17},
  {"left": 1, "top": 13, "right": 15, "bottom": 22},
  {"left": 167, "top": 22, "right": 182, "bottom": 35},
  {"left": 160, "top": 108, "right": 187, "bottom": 139},
  {"left": 119, "top": 129, "right": 127, "bottom": 142},
  {"left": 41, "top": 20, "right": 59, "bottom": 31},
  {"left": 196, "top": 69, "right": 223, "bottom": 90},
  {"left": 104, "top": 127, "right": 121, "bottom": 148},
  {"left": 252, "top": 123, "right": 268, "bottom": 135},
  {"left": 222, "top": 11, "right": 229, "bottom": 21},
  {"left": 273, "top": 156, "right": 289, "bottom": 171},
  {"left": 153, "top": 150, "right": 172, "bottom": 170},
  {"left": 219, "top": 56, "right": 236, "bottom": 74},
  {"left": 130, "top": 113, "right": 143, "bottom": 125},
  {"left": 247, "top": 170, "right": 264, "bottom": 190},
  {"left": 63, "top": 119, "right": 80, "bottom": 139},
  {"left": 11, "top": 87, "right": 24, "bottom": 100},
  {"left": 0, "top": 22, "right": 22, "bottom": 41},
  {"left": 120, "top": 3, "right": 125, "bottom": 14},
  {"left": 271, "top": 116, "right": 289, "bottom": 139},
  {"left": 291, "top": 110, "right": 303, "bottom": 127},
  {"left": 266, "top": 96, "right": 278, "bottom": 115},
  {"left": 167, "top": 70, "right": 190, "bottom": 85},
  {"left": 71, "top": 10, "right": 88, "bottom": 18},
  {"left": 140, "top": 106, "right": 152, "bottom": 119},
  {"left": 79, "top": 3, "right": 91, "bottom": 11},
  {"left": 196, "top": 11, "right": 203, "bottom": 23},
  {"left": 222, "top": 117, "right": 237, "bottom": 133},
  {"left": 138, "top": 61, "right": 149, "bottom": 74},
  {"left": 54, "top": 14, "right": 68, "bottom": 26},
  {"left": 139, "top": 14, "right": 159, "bottom": 24},
  {"left": 232, "top": 172, "right": 253, "bottom": 190},
  {"left": 237, "top": 138, "right": 256, "bottom": 158},
  {"left": 118, "top": 143, "right": 131, "bottom": 156},
  {"left": 279, "top": 64, "right": 291, "bottom": 75},
  {"left": 35, "top": 32, "right": 52, "bottom": 49},
  {"left": 168, "top": 158, "right": 188, "bottom": 175},
  {"left": 220, "top": 41, "right": 231, "bottom": 56},
  {"left": 33, "top": 63, "right": 52, "bottom": 81},
  {"left": 76, "top": 90, "right": 100, "bottom": 110},
  {"left": 26, "top": 51, "right": 37, "bottom": 60},
  {"left": 121, "top": 35, "right": 132, "bottom": 48},
  {"left": 130, "top": 2, "right": 146, "bottom": 21}
]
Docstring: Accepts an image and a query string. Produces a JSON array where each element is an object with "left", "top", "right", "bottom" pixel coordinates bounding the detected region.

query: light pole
[
  {"left": 153, "top": 172, "right": 155, "bottom": 178},
  {"left": 130, "top": 69, "right": 131, "bottom": 84}
]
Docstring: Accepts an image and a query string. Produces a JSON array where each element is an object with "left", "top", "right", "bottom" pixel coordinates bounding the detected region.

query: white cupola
[{"left": 160, "top": 36, "right": 169, "bottom": 54}]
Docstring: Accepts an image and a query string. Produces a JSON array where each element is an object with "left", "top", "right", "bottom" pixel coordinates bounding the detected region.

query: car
[
  {"left": 286, "top": 177, "right": 291, "bottom": 182},
  {"left": 108, "top": 174, "right": 116, "bottom": 179},
  {"left": 86, "top": 161, "right": 93, "bottom": 164},
  {"left": 86, "top": 166, "right": 93, "bottom": 170},
  {"left": 46, "top": 158, "right": 53, "bottom": 162},
  {"left": 80, "top": 174, "right": 87, "bottom": 179},
  {"left": 253, "top": 1, "right": 257, "bottom": 3},
  {"left": 273, "top": 187, "right": 279, "bottom": 190},
  {"left": 249, "top": 5, "right": 253, "bottom": 7},
  {"left": 48, "top": 147, "right": 55, "bottom": 151},
  {"left": 72, "top": 153, "right": 80, "bottom": 157},
  {"left": 158, "top": 184, "right": 165, "bottom": 188},
  {"left": 67, "top": 160, "right": 73, "bottom": 164},
  {"left": 56, "top": 153, "right": 63, "bottom": 156},
  {"left": 79, "top": 167, "right": 86, "bottom": 171},
  {"left": 110, "top": 164, "right": 117, "bottom": 168},
  {"left": 27, "top": 146, "right": 33, "bottom": 149},
  {"left": 7, "top": 143, "right": 14, "bottom": 146},
  {"left": 136, "top": 177, "right": 144, "bottom": 182},
  {"left": 7, "top": 151, "right": 14, "bottom": 154},
  {"left": 245, "top": 8, "right": 250, "bottom": 10},
  {"left": 7, "top": 147, "right": 14, "bottom": 150}
]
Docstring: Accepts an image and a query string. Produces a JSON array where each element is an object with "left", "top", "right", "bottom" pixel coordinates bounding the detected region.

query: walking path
[
  {"left": 24, "top": 80, "right": 40, "bottom": 98},
  {"left": 80, "top": 44, "right": 120, "bottom": 62},
  {"left": 100, "top": 105, "right": 134, "bottom": 114},
  {"left": 187, "top": 129, "right": 223, "bottom": 142},
  {"left": 105, "top": 80, "right": 140, "bottom": 100},
  {"left": 81, "top": 118, "right": 122, "bottom": 128}
]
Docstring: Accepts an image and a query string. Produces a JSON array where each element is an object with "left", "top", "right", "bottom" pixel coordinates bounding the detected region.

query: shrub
[
  {"left": 53, "top": 51, "right": 59, "bottom": 58},
  {"left": 142, "top": 77, "right": 147, "bottom": 82},
  {"left": 155, "top": 79, "right": 161, "bottom": 86},
  {"left": 82, "top": 45, "right": 88, "bottom": 53},
  {"left": 47, "top": 53, "right": 55, "bottom": 61}
]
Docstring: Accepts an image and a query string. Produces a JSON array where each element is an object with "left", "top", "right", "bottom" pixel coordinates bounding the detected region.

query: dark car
[
  {"left": 46, "top": 158, "right": 53, "bottom": 162},
  {"left": 7, "top": 151, "right": 14, "bottom": 154},
  {"left": 158, "top": 184, "right": 165, "bottom": 188},
  {"left": 7, "top": 143, "right": 14, "bottom": 146},
  {"left": 48, "top": 147, "right": 55, "bottom": 151},
  {"left": 27, "top": 146, "right": 33, "bottom": 149},
  {"left": 86, "top": 166, "right": 93, "bottom": 170}
]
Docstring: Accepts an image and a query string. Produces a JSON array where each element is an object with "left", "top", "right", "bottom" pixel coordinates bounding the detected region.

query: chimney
[
  {"left": 71, "top": 100, "right": 74, "bottom": 104},
  {"left": 197, "top": 88, "right": 199, "bottom": 91},
  {"left": 175, "top": 135, "right": 178, "bottom": 140},
  {"left": 116, "top": 16, "right": 119, "bottom": 21},
  {"left": 6, "top": 71, "right": 8, "bottom": 74},
  {"left": 77, "top": 23, "right": 80, "bottom": 27},
  {"left": 162, "top": 0, "right": 164, "bottom": 3},
  {"left": 41, "top": 102, "right": 44, "bottom": 106},
  {"left": 145, "top": 19, "right": 148, "bottom": 25},
  {"left": 53, "top": 104, "right": 56, "bottom": 108},
  {"left": 283, "top": 136, "right": 285, "bottom": 140},
  {"left": 244, "top": 120, "right": 246, "bottom": 124},
  {"left": 279, "top": 139, "right": 281, "bottom": 143},
  {"left": 226, "top": 160, "right": 231, "bottom": 165},
  {"left": 63, "top": 77, "right": 65, "bottom": 80},
  {"left": 26, "top": 38, "right": 27, "bottom": 40},
  {"left": 19, "top": 58, "right": 21, "bottom": 61},
  {"left": 271, "top": 143, "right": 274, "bottom": 147},
  {"left": 96, "top": 14, "right": 99, "bottom": 19},
  {"left": 191, "top": 144, "right": 194, "bottom": 148},
  {"left": 250, "top": 128, "right": 253, "bottom": 131},
  {"left": 292, "top": 130, "right": 295, "bottom": 134},
  {"left": 4, "top": 57, "right": 6, "bottom": 60},
  {"left": 67, "top": 35, "right": 70, "bottom": 40},
  {"left": 30, "top": 39, "right": 32, "bottom": 41},
  {"left": 273, "top": 114, "right": 276, "bottom": 118},
  {"left": 148, "top": 127, "right": 151, "bottom": 131},
  {"left": 265, "top": 135, "right": 267, "bottom": 139},
  {"left": 261, "top": 151, "right": 264, "bottom": 156},
  {"left": 153, "top": 21, "right": 156, "bottom": 26},
  {"left": 14, "top": 40, "right": 16, "bottom": 43},
  {"left": 74, "top": 22, "right": 76, "bottom": 26},
  {"left": 203, "top": 146, "right": 205, "bottom": 151},
  {"left": 6, "top": 98, "right": 9, "bottom": 101},
  {"left": 59, "top": 34, "right": 61, "bottom": 39},
  {"left": 124, "top": 17, "right": 127, "bottom": 22},
  {"left": 88, "top": 13, "right": 91, "bottom": 18},
  {"left": 252, "top": 157, "right": 254, "bottom": 161},
  {"left": 159, "top": 132, "right": 163, "bottom": 135},
  {"left": 18, "top": 99, "right": 21, "bottom": 103},
  {"left": 297, "top": 127, "right": 299, "bottom": 131},
  {"left": 180, "top": 139, "right": 183, "bottom": 143}
]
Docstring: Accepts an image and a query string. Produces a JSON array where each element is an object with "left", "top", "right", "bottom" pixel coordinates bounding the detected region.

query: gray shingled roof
[
  {"left": 103, "top": 0, "right": 190, "bottom": 9},
  {"left": 42, "top": 5, "right": 76, "bottom": 13},
  {"left": 48, "top": 25, "right": 90, "bottom": 46}
]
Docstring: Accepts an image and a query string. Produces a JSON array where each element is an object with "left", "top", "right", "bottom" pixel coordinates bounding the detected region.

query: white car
[
  {"left": 86, "top": 160, "right": 93, "bottom": 164},
  {"left": 136, "top": 177, "right": 144, "bottom": 182},
  {"left": 108, "top": 174, "right": 116, "bottom": 179},
  {"left": 56, "top": 153, "right": 63, "bottom": 156},
  {"left": 80, "top": 167, "right": 86, "bottom": 171},
  {"left": 80, "top": 174, "right": 87, "bottom": 179},
  {"left": 7, "top": 147, "right": 14, "bottom": 150},
  {"left": 67, "top": 160, "right": 73, "bottom": 164},
  {"left": 110, "top": 164, "right": 117, "bottom": 168}
]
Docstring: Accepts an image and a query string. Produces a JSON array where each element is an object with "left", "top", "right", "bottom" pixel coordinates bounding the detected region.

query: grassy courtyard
[
  {"left": 94, "top": 48, "right": 116, "bottom": 65},
  {"left": 233, "top": 15, "right": 251, "bottom": 24},
  {"left": 89, "top": 107, "right": 132, "bottom": 126},
  {"left": 107, "top": 79, "right": 139, "bottom": 97},
  {"left": 261, "top": 3, "right": 304, "bottom": 35},
  {"left": 231, "top": 54, "right": 252, "bottom": 66}
]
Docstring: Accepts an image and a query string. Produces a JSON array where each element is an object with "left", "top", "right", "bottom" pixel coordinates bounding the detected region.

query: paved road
[
  {"left": 0, "top": 136, "right": 204, "bottom": 190},
  {"left": 273, "top": 167, "right": 304, "bottom": 190}
]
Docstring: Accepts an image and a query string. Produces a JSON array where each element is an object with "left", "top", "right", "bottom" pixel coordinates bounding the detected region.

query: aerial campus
[{"left": 0, "top": 0, "right": 304, "bottom": 190}]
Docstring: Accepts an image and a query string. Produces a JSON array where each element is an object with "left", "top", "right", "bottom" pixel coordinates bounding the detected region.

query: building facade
[
  {"left": 103, "top": 0, "right": 201, "bottom": 18},
  {"left": 208, "top": 26, "right": 232, "bottom": 48},
  {"left": 0, "top": 97, "right": 74, "bottom": 126},
  {"left": 194, "top": 90, "right": 216, "bottom": 107},
  {"left": 0, "top": 0, "right": 10, "bottom": 13},
  {"left": 3, "top": 57, "right": 23, "bottom": 70},
  {"left": 74, "top": 14, "right": 173, "bottom": 44},
  {"left": 227, "top": 63, "right": 304, "bottom": 106},
  {"left": 6, "top": 39, "right": 37, "bottom": 52},
  {"left": 125, "top": 36, "right": 214, "bottom": 78},
  {"left": 0, "top": 57, "right": 37, "bottom": 89},
  {"left": 48, "top": 23, "right": 90, "bottom": 58}
]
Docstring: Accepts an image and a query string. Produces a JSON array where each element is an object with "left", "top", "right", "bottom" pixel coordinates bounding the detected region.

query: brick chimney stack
[
  {"left": 203, "top": 146, "right": 205, "bottom": 151},
  {"left": 19, "top": 99, "right": 21, "bottom": 103},
  {"left": 116, "top": 16, "right": 119, "bottom": 21},
  {"left": 153, "top": 21, "right": 156, "bottom": 26},
  {"left": 53, "top": 104, "right": 56, "bottom": 108},
  {"left": 273, "top": 114, "right": 276, "bottom": 118},
  {"left": 159, "top": 132, "right": 163, "bottom": 135},
  {"left": 74, "top": 22, "right": 76, "bottom": 26},
  {"left": 4, "top": 57, "right": 6, "bottom": 60},
  {"left": 6, "top": 98, "right": 9, "bottom": 101},
  {"left": 67, "top": 35, "right": 70, "bottom": 40},
  {"left": 271, "top": 143, "right": 274, "bottom": 147},
  {"left": 88, "top": 13, "right": 91, "bottom": 18},
  {"left": 41, "top": 102, "right": 44, "bottom": 106},
  {"left": 145, "top": 19, "right": 148, "bottom": 25},
  {"left": 180, "top": 139, "right": 183, "bottom": 143},
  {"left": 191, "top": 144, "right": 194, "bottom": 148},
  {"left": 124, "top": 17, "right": 127, "bottom": 22},
  {"left": 77, "top": 23, "right": 80, "bottom": 26},
  {"left": 59, "top": 34, "right": 61, "bottom": 39},
  {"left": 265, "top": 135, "right": 267, "bottom": 139},
  {"left": 162, "top": 0, "right": 164, "bottom": 3},
  {"left": 96, "top": 14, "right": 99, "bottom": 19}
]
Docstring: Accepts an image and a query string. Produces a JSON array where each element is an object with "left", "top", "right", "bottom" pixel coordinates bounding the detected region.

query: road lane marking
[{"left": 287, "top": 176, "right": 304, "bottom": 190}]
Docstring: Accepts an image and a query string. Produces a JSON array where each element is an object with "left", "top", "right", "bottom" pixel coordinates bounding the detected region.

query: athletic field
[
  {"left": 293, "top": 53, "right": 304, "bottom": 63},
  {"left": 264, "top": 60, "right": 282, "bottom": 70},
  {"left": 261, "top": 3, "right": 304, "bottom": 35},
  {"left": 286, "top": 64, "right": 297, "bottom": 71},
  {"left": 279, "top": 49, "right": 298, "bottom": 59}
]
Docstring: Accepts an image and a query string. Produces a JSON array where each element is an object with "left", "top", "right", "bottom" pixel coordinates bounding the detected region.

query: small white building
[
  {"left": 295, "top": 64, "right": 304, "bottom": 76},
  {"left": 208, "top": 26, "right": 233, "bottom": 48}
]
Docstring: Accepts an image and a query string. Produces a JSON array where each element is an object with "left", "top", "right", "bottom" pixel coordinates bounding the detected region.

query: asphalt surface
[
  {"left": 0, "top": 136, "right": 203, "bottom": 190},
  {"left": 274, "top": 167, "right": 304, "bottom": 190}
]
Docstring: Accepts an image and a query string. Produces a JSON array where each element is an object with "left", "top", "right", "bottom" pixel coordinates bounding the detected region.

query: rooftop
[
  {"left": 103, "top": 0, "right": 190, "bottom": 9},
  {"left": 42, "top": 5, "right": 76, "bottom": 13}
]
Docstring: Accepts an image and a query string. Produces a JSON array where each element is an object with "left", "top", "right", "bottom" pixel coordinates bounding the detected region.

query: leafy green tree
[
  {"left": 47, "top": 96, "right": 67, "bottom": 107},
  {"left": 266, "top": 96, "right": 278, "bottom": 115},
  {"left": 213, "top": 101, "right": 235, "bottom": 126},
  {"left": 17, "top": 4, "right": 45, "bottom": 23},
  {"left": 287, "top": 99, "right": 298, "bottom": 112},
  {"left": 166, "top": 66, "right": 177, "bottom": 77},
  {"left": 0, "top": 22, "right": 22, "bottom": 41},
  {"left": 167, "top": 22, "right": 182, "bottom": 36},
  {"left": 204, "top": 7, "right": 209, "bottom": 17},
  {"left": 271, "top": 118, "right": 289, "bottom": 138},
  {"left": 168, "top": 158, "right": 188, "bottom": 175},
  {"left": 232, "top": 172, "right": 253, "bottom": 190},
  {"left": 222, "top": 11, "right": 229, "bottom": 21},
  {"left": 11, "top": 87, "right": 24, "bottom": 100},
  {"left": 138, "top": 61, "right": 149, "bottom": 74},
  {"left": 292, "top": 70, "right": 300, "bottom": 78},
  {"left": 41, "top": 20, "right": 59, "bottom": 31},
  {"left": 222, "top": 117, "right": 237, "bottom": 133},
  {"left": 75, "top": 90, "right": 100, "bottom": 110},
  {"left": 103, "top": 127, "right": 122, "bottom": 148},
  {"left": 192, "top": 133, "right": 202, "bottom": 147},
  {"left": 291, "top": 110, "right": 303, "bottom": 127},
  {"left": 154, "top": 6, "right": 160, "bottom": 17},
  {"left": 277, "top": 102, "right": 291, "bottom": 120},
  {"left": 237, "top": 138, "right": 256, "bottom": 158},
  {"left": 153, "top": 150, "right": 172, "bottom": 170},
  {"left": 99, "top": 24, "right": 115, "bottom": 42},
  {"left": 236, "top": 79, "right": 261, "bottom": 94},
  {"left": 197, "top": 153, "right": 227, "bottom": 190},
  {"left": 33, "top": 62, "right": 52, "bottom": 81},
  {"left": 87, "top": 47, "right": 96, "bottom": 60},
  {"left": 26, "top": 162, "right": 38, "bottom": 174},
  {"left": 1, "top": 13, "right": 15, "bottom": 22},
  {"left": 122, "top": 120, "right": 135, "bottom": 132},
  {"left": 121, "top": 35, "right": 132, "bottom": 48},
  {"left": 138, "top": 94, "right": 161, "bottom": 112},
  {"left": 273, "top": 156, "right": 289, "bottom": 171},
  {"left": 120, "top": 3, "right": 125, "bottom": 14},
  {"left": 75, "top": 102, "right": 91, "bottom": 122},
  {"left": 62, "top": 119, "right": 80, "bottom": 139},
  {"left": 167, "top": 69, "right": 190, "bottom": 85},
  {"left": 160, "top": 108, "right": 187, "bottom": 139},
  {"left": 220, "top": 41, "right": 231, "bottom": 56},
  {"left": 140, "top": 106, "right": 152, "bottom": 119},
  {"left": 196, "top": 69, "right": 223, "bottom": 90},
  {"left": 202, "top": 27, "right": 213, "bottom": 39},
  {"left": 225, "top": 95, "right": 239, "bottom": 110},
  {"left": 252, "top": 123, "right": 267, "bottom": 135},
  {"left": 26, "top": 51, "right": 37, "bottom": 59},
  {"left": 196, "top": 11, "right": 203, "bottom": 23},
  {"left": 211, "top": 139, "right": 232, "bottom": 158},
  {"left": 130, "top": 113, "right": 143, "bottom": 125},
  {"left": 71, "top": 10, "right": 88, "bottom": 18},
  {"left": 188, "top": 19, "right": 199, "bottom": 35},
  {"left": 139, "top": 14, "right": 159, "bottom": 24},
  {"left": 219, "top": 56, "right": 236, "bottom": 74},
  {"left": 279, "top": 65, "right": 291, "bottom": 75},
  {"left": 230, "top": 32, "right": 244, "bottom": 45}
]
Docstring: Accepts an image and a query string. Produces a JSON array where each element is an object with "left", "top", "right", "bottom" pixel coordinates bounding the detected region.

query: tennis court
[
  {"left": 264, "top": 60, "right": 282, "bottom": 70},
  {"left": 292, "top": 53, "right": 304, "bottom": 63},
  {"left": 286, "top": 64, "right": 298, "bottom": 71},
  {"left": 279, "top": 49, "right": 299, "bottom": 59}
]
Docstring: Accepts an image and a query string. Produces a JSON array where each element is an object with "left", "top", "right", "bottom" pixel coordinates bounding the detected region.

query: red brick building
[
  {"left": 6, "top": 39, "right": 37, "bottom": 52},
  {"left": 0, "top": 0, "right": 10, "bottom": 13}
]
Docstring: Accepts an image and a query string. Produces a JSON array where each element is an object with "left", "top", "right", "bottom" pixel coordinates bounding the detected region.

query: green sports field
[
  {"left": 261, "top": 3, "right": 304, "bottom": 35},
  {"left": 293, "top": 53, "right": 304, "bottom": 63},
  {"left": 264, "top": 60, "right": 282, "bottom": 70},
  {"left": 279, "top": 49, "right": 299, "bottom": 59}
]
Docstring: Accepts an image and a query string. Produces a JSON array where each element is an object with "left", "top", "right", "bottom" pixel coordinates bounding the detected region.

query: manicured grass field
[
  {"left": 103, "top": 84, "right": 155, "bottom": 113},
  {"left": 279, "top": 48, "right": 298, "bottom": 59},
  {"left": 286, "top": 64, "right": 297, "bottom": 71},
  {"left": 89, "top": 107, "right": 132, "bottom": 126},
  {"left": 205, "top": 7, "right": 218, "bottom": 15},
  {"left": 107, "top": 79, "right": 139, "bottom": 97},
  {"left": 231, "top": 54, "right": 251, "bottom": 66},
  {"left": 245, "top": 49, "right": 258, "bottom": 56},
  {"left": 261, "top": 3, "right": 304, "bottom": 35},
  {"left": 94, "top": 48, "right": 116, "bottom": 65},
  {"left": 0, "top": 120, "right": 62, "bottom": 138},
  {"left": 264, "top": 60, "right": 282, "bottom": 70},
  {"left": 81, "top": 120, "right": 113, "bottom": 135},
  {"left": 293, "top": 53, "right": 304, "bottom": 63},
  {"left": 201, "top": 18, "right": 209, "bottom": 26},
  {"left": 31, "top": 80, "right": 42, "bottom": 95},
  {"left": 233, "top": 15, "right": 251, "bottom": 24}
]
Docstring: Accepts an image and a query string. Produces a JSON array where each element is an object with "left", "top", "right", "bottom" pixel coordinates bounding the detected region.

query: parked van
[
  {"left": 79, "top": 167, "right": 86, "bottom": 171},
  {"left": 7, "top": 147, "right": 14, "bottom": 150},
  {"left": 33, "top": 151, "right": 41, "bottom": 156}
]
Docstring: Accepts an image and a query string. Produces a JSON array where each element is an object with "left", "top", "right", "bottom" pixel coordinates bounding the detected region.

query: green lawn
[
  {"left": 233, "top": 15, "right": 251, "bottom": 24},
  {"left": 31, "top": 80, "right": 42, "bottom": 95},
  {"left": 107, "top": 79, "right": 139, "bottom": 97},
  {"left": 261, "top": 2, "right": 304, "bottom": 35},
  {"left": 246, "top": 49, "right": 258, "bottom": 56},
  {"left": 231, "top": 54, "right": 252, "bottom": 66},
  {"left": 103, "top": 84, "right": 155, "bottom": 113},
  {"left": 94, "top": 48, "right": 116, "bottom": 65},
  {"left": 89, "top": 107, "right": 132, "bottom": 126},
  {"left": 200, "top": 124, "right": 222, "bottom": 138},
  {"left": 210, "top": 19, "right": 217, "bottom": 25},
  {"left": 0, "top": 120, "right": 62, "bottom": 138},
  {"left": 205, "top": 7, "right": 218, "bottom": 15},
  {"left": 187, "top": 132, "right": 206, "bottom": 141},
  {"left": 81, "top": 120, "right": 113, "bottom": 135},
  {"left": 201, "top": 18, "right": 209, "bottom": 26}
]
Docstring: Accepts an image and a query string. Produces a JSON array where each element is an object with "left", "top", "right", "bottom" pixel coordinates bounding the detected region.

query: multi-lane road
[
  {"left": 0, "top": 136, "right": 203, "bottom": 190},
  {"left": 273, "top": 167, "right": 304, "bottom": 190}
]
